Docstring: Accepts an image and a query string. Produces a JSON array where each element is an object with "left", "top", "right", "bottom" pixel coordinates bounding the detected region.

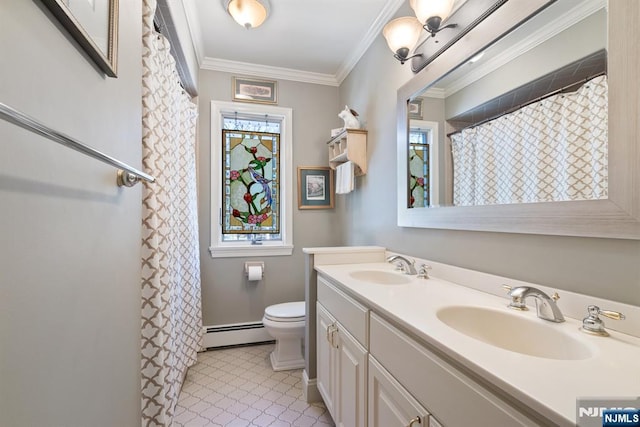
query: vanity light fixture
[
  {"left": 224, "top": 0, "right": 270, "bottom": 29},
  {"left": 383, "top": 0, "right": 457, "bottom": 64},
  {"left": 383, "top": 17, "right": 424, "bottom": 64}
]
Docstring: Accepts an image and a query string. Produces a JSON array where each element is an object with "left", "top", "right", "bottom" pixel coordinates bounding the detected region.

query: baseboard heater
[{"left": 202, "top": 321, "right": 273, "bottom": 349}]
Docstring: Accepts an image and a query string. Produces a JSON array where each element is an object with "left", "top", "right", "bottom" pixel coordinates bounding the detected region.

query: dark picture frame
[{"left": 297, "top": 167, "right": 334, "bottom": 209}]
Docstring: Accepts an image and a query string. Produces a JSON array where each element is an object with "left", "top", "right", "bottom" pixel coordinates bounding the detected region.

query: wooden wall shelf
[{"left": 327, "top": 129, "right": 367, "bottom": 176}]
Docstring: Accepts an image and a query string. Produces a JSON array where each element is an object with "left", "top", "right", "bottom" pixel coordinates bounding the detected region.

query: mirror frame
[{"left": 397, "top": 0, "right": 640, "bottom": 240}]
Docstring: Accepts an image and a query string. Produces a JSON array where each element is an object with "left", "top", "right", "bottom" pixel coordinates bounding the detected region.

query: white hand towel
[
  {"left": 347, "top": 161, "right": 354, "bottom": 192},
  {"left": 336, "top": 161, "right": 354, "bottom": 194}
]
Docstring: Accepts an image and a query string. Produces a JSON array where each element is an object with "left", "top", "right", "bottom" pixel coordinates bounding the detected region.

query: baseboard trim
[
  {"left": 302, "top": 370, "right": 322, "bottom": 403},
  {"left": 203, "top": 321, "right": 273, "bottom": 349}
]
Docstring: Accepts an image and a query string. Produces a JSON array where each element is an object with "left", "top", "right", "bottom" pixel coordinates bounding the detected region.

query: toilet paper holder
[{"left": 245, "top": 261, "right": 265, "bottom": 279}]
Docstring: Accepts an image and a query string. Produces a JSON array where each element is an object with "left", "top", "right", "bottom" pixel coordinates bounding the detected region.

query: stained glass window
[
  {"left": 221, "top": 115, "right": 281, "bottom": 242},
  {"left": 409, "top": 129, "right": 430, "bottom": 208}
]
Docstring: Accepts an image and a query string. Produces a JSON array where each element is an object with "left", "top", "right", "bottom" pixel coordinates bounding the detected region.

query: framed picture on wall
[
  {"left": 297, "top": 167, "right": 334, "bottom": 209},
  {"left": 40, "top": 0, "right": 119, "bottom": 77},
  {"left": 232, "top": 77, "right": 278, "bottom": 104},
  {"left": 409, "top": 98, "right": 423, "bottom": 119}
]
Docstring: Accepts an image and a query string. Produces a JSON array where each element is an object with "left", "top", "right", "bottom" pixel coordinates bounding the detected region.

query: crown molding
[
  {"left": 179, "top": 0, "right": 406, "bottom": 87},
  {"left": 442, "top": 0, "right": 605, "bottom": 97},
  {"left": 336, "top": 0, "right": 406, "bottom": 84},
  {"left": 200, "top": 57, "right": 340, "bottom": 86},
  {"left": 181, "top": 0, "right": 206, "bottom": 65}
]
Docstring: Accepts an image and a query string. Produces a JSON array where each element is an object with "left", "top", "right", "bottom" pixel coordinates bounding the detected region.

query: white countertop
[{"left": 315, "top": 262, "right": 640, "bottom": 426}]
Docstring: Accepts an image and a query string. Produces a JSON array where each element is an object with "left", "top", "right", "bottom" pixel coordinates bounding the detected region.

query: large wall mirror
[{"left": 397, "top": 0, "right": 640, "bottom": 239}]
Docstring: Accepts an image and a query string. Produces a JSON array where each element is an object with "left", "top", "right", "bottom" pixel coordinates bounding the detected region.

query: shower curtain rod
[
  {"left": 0, "top": 102, "right": 155, "bottom": 187},
  {"left": 446, "top": 72, "right": 606, "bottom": 138}
]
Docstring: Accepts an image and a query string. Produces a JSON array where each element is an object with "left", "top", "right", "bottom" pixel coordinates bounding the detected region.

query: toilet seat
[{"left": 264, "top": 301, "right": 305, "bottom": 322}]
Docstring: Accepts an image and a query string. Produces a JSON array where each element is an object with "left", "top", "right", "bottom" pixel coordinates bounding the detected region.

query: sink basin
[
  {"left": 436, "top": 306, "right": 593, "bottom": 360},
  {"left": 349, "top": 270, "right": 412, "bottom": 285}
]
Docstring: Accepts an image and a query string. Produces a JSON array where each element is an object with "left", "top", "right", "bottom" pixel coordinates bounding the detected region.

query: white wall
[
  {"left": 0, "top": 2, "right": 143, "bottom": 425},
  {"left": 337, "top": 31, "right": 640, "bottom": 306},
  {"left": 197, "top": 70, "right": 343, "bottom": 326}
]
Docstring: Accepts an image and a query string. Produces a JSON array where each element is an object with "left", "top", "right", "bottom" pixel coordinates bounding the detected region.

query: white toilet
[{"left": 262, "top": 301, "right": 306, "bottom": 371}]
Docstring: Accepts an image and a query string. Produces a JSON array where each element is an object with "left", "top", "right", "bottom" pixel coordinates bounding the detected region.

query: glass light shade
[
  {"left": 383, "top": 16, "right": 423, "bottom": 54},
  {"left": 227, "top": 0, "right": 268, "bottom": 29},
  {"left": 409, "top": 0, "right": 455, "bottom": 24}
]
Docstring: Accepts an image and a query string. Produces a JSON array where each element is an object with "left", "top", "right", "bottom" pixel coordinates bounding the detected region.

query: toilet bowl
[{"left": 262, "top": 301, "right": 306, "bottom": 371}]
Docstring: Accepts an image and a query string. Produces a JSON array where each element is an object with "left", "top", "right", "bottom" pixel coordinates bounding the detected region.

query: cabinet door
[
  {"left": 317, "top": 303, "right": 337, "bottom": 419},
  {"left": 428, "top": 415, "right": 444, "bottom": 427},
  {"left": 336, "top": 325, "right": 368, "bottom": 427},
  {"left": 368, "top": 356, "right": 429, "bottom": 427}
]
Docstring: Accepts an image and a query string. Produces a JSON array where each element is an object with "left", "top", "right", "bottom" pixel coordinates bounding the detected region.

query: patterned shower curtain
[
  {"left": 450, "top": 75, "right": 608, "bottom": 206},
  {"left": 140, "top": 0, "right": 203, "bottom": 425}
]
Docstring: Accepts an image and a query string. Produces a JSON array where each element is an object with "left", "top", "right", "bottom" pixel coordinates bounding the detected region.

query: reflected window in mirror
[
  {"left": 409, "top": 128, "right": 430, "bottom": 208},
  {"left": 408, "top": 119, "right": 440, "bottom": 208}
]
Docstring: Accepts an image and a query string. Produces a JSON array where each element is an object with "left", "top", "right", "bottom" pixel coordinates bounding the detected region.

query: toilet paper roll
[{"left": 247, "top": 265, "right": 263, "bottom": 281}]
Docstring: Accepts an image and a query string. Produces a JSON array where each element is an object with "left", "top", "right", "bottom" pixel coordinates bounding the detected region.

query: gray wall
[
  {"left": 0, "top": 2, "right": 143, "bottom": 426},
  {"left": 445, "top": 9, "right": 607, "bottom": 118},
  {"left": 337, "top": 34, "right": 640, "bottom": 306},
  {"left": 197, "top": 70, "right": 343, "bottom": 326}
]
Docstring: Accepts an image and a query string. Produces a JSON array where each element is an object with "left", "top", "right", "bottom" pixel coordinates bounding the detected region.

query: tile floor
[{"left": 173, "top": 343, "right": 335, "bottom": 427}]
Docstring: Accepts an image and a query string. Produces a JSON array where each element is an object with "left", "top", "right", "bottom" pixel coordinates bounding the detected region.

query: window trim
[{"left": 209, "top": 101, "right": 294, "bottom": 258}]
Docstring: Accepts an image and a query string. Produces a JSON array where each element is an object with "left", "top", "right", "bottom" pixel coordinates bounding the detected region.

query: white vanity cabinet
[
  {"left": 314, "top": 271, "right": 553, "bottom": 427},
  {"left": 369, "top": 313, "right": 543, "bottom": 427},
  {"left": 368, "top": 356, "right": 429, "bottom": 427},
  {"left": 317, "top": 303, "right": 338, "bottom": 417},
  {"left": 317, "top": 276, "right": 368, "bottom": 427}
]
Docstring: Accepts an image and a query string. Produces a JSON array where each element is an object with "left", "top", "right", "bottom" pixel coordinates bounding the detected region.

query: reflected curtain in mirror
[{"left": 450, "top": 75, "right": 608, "bottom": 206}]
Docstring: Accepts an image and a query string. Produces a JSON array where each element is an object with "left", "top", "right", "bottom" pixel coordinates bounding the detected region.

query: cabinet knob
[{"left": 407, "top": 416, "right": 421, "bottom": 427}]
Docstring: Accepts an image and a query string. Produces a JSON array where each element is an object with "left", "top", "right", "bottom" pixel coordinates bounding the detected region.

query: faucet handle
[
  {"left": 596, "top": 306, "right": 625, "bottom": 321},
  {"left": 581, "top": 305, "right": 625, "bottom": 336},
  {"left": 502, "top": 284, "right": 528, "bottom": 311},
  {"left": 392, "top": 262, "right": 404, "bottom": 272},
  {"left": 417, "top": 264, "right": 432, "bottom": 279}
]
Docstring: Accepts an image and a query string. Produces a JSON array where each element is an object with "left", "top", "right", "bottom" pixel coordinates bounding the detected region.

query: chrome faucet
[
  {"left": 386, "top": 255, "right": 417, "bottom": 275},
  {"left": 504, "top": 285, "right": 565, "bottom": 323}
]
